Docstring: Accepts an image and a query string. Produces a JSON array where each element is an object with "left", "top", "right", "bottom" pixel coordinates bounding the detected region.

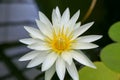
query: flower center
[
  {"left": 54, "top": 37, "right": 67, "bottom": 50},
  {"left": 46, "top": 27, "right": 74, "bottom": 54},
  {"left": 49, "top": 32, "right": 71, "bottom": 54}
]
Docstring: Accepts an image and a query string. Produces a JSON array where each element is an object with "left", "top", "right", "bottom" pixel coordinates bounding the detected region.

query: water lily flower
[{"left": 19, "top": 7, "right": 102, "bottom": 80}]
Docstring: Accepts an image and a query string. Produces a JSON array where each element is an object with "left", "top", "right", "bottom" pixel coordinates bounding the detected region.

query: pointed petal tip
[
  {"left": 24, "top": 26, "right": 33, "bottom": 32},
  {"left": 18, "top": 56, "right": 32, "bottom": 62},
  {"left": 65, "top": 7, "right": 70, "bottom": 13},
  {"left": 41, "top": 66, "right": 46, "bottom": 72},
  {"left": 77, "top": 9, "right": 80, "bottom": 14},
  {"left": 38, "top": 11, "right": 41, "bottom": 13},
  {"left": 56, "top": 6, "right": 59, "bottom": 9},
  {"left": 35, "top": 19, "right": 38, "bottom": 22},
  {"left": 38, "top": 11, "right": 42, "bottom": 15},
  {"left": 88, "top": 64, "right": 97, "bottom": 69},
  {"left": 27, "top": 62, "right": 37, "bottom": 68},
  {"left": 19, "top": 39, "right": 28, "bottom": 44},
  {"left": 93, "top": 35, "right": 103, "bottom": 41},
  {"left": 27, "top": 45, "right": 32, "bottom": 49},
  {"left": 66, "top": 7, "right": 69, "bottom": 9},
  {"left": 91, "top": 21, "right": 94, "bottom": 24},
  {"left": 18, "top": 58, "right": 24, "bottom": 61},
  {"left": 27, "top": 64, "right": 33, "bottom": 68},
  {"left": 19, "top": 39, "right": 23, "bottom": 43},
  {"left": 93, "top": 66, "right": 97, "bottom": 69},
  {"left": 99, "top": 35, "right": 103, "bottom": 39},
  {"left": 82, "top": 60, "right": 97, "bottom": 69},
  {"left": 18, "top": 56, "right": 30, "bottom": 61},
  {"left": 83, "top": 21, "right": 94, "bottom": 27},
  {"left": 35, "top": 19, "right": 40, "bottom": 25},
  {"left": 24, "top": 26, "right": 28, "bottom": 30},
  {"left": 89, "top": 21, "right": 94, "bottom": 26},
  {"left": 84, "top": 60, "right": 97, "bottom": 69},
  {"left": 94, "top": 45, "right": 99, "bottom": 48}
]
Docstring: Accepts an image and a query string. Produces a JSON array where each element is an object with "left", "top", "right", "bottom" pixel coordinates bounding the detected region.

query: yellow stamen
[
  {"left": 55, "top": 37, "right": 67, "bottom": 50},
  {"left": 45, "top": 27, "right": 75, "bottom": 54}
]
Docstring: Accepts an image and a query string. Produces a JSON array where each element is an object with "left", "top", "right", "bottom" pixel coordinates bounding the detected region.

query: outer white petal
[
  {"left": 77, "top": 35, "right": 103, "bottom": 42},
  {"left": 36, "top": 20, "right": 53, "bottom": 38},
  {"left": 27, "top": 51, "right": 48, "bottom": 68},
  {"left": 61, "top": 8, "right": 70, "bottom": 26},
  {"left": 61, "top": 51, "right": 73, "bottom": 65},
  {"left": 68, "top": 10, "right": 80, "bottom": 27},
  {"left": 52, "top": 7, "right": 61, "bottom": 26},
  {"left": 72, "top": 22, "right": 94, "bottom": 40},
  {"left": 71, "top": 50, "right": 96, "bottom": 68},
  {"left": 42, "top": 52, "right": 58, "bottom": 71},
  {"left": 28, "top": 42, "right": 51, "bottom": 50},
  {"left": 72, "top": 42, "right": 98, "bottom": 49},
  {"left": 19, "top": 38, "right": 40, "bottom": 45},
  {"left": 66, "top": 62, "right": 79, "bottom": 80},
  {"left": 52, "top": 9, "right": 59, "bottom": 26},
  {"left": 56, "top": 57, "right": 66, "bottom": 80},
  {"left": 55, "top": 6, "right": 61, "bottom": 21},
  {"left": 39, "top": 11, "right": 52, "bottom": 27},
  {"left": 45, "top": 65, "right": 55, "bottom": 80},
  {"left": 19, "top": 51, "right": 40, "bottom": 61},
  {"left": 24, "top": 26, "right": 44, "bottom": 40}
]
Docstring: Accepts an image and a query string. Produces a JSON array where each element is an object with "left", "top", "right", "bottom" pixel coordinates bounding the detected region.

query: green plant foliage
[
  {"left": 79, "top": 62, "right": 120, "bottom": 80},
  {"left": 100, "top": 43, "right": 120, "bottom": 73},
  {"left": 109, "top": 22, "right": 120, "bottom": 42},
  {"left": 100, "top": 22, "right": 120, "bottom": 73}
]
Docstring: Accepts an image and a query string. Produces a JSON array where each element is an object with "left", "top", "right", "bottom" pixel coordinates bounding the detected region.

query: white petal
[
  {"left": 65, "top": 10, "right": 80, "bottom": 36},
  {"left": 74, "top": 22, "right": 81, "bottom": 30},
  {"left": 19, "top": 38, "right": 40, "bottom": 45},
  {"left": 61, "top": 51, "right": 73, "bottom": 65},
  {"left": 39, "top": 11, "right": 52, "bottom": 27},
  {"left": 55, "top": 7, "right": 61, "bottom": 21},
  {"left": 27, "top": 51, "right": 48, "bottom": 68},
  {"left": 24, "top": 26, "right": 44, "bottom": 40},
  {"left": 42, "top": 52, "right": 58, "bottom": 71},
  {"left": 66, "top": 22, "right": 81, "bottom": 37},
  {"left": 66, "top": 62, "right": 79, "bottom": 80},
  {"left": 52, "top": 7, "right": 61, "bottom": 26},
  {"left": 45, "top": 65, "right": 55, "bottom": 80},
  {"left": 52, "top": 9, "right": 59, "bottom": 26},
  {"left": 77, "top": 35, "right": 103, "bottom": 42},
  {"left": 28, "top": 42, "right": 51, "bottom": 50},
  {"left": 19, "top": 51, "right": 40, "bottom": 61},
  {"left": 61, "top": 8, "right": 70, "bottom": 26},
  {"left": 68, "top": 10, "right": 80, "bottom": 27},
  {"left": 56, "top": 57, "right": 66, "bottom": 80},
  {"left": 71, "top": 50, "right": 96, "bottom": 68},
  {"left": 72, "top": 22, "right": 94, "bottom": 40},
  {"left": 36, "top": 20, "right": 53, "bottom": 38},
  {"left": 72, "top": 42, "right": 98, "bottom": 49}
]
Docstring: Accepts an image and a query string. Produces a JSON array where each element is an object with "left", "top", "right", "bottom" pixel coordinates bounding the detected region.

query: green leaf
[
  {"left": 79, "top": 62, "right": 119, "bottom": 80},
  {"left": 100, "top": 43, "right": 120, "bottom": 73},
  {"left": 109, "top": 22, "right": 120, "bottom": 42}
]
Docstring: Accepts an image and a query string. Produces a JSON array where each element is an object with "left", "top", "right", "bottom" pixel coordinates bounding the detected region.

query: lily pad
[
  {"left": 109, "top": 22, "right": 120, "bottom": 42},
  {"left": 100, "top": 43, "right": 120, "bottom": 73},
  {"left": 79, "top": 62, "right": 119, "bottom": 80}
]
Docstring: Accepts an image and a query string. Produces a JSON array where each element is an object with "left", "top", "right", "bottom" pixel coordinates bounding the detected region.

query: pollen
[
  {"left": 52, "top": 36, "right": 70, "bottom": 54},
  {"left": 46, "top": 27, "right": 72, "bottom": 54},
  {"left": 54, "top": 37, "right": 67, "bottom": 50}
]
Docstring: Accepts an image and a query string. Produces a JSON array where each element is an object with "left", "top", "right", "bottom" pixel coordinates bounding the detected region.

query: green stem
[{"left": 82, "top": 0, "right": 97, "bottom": 23}]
